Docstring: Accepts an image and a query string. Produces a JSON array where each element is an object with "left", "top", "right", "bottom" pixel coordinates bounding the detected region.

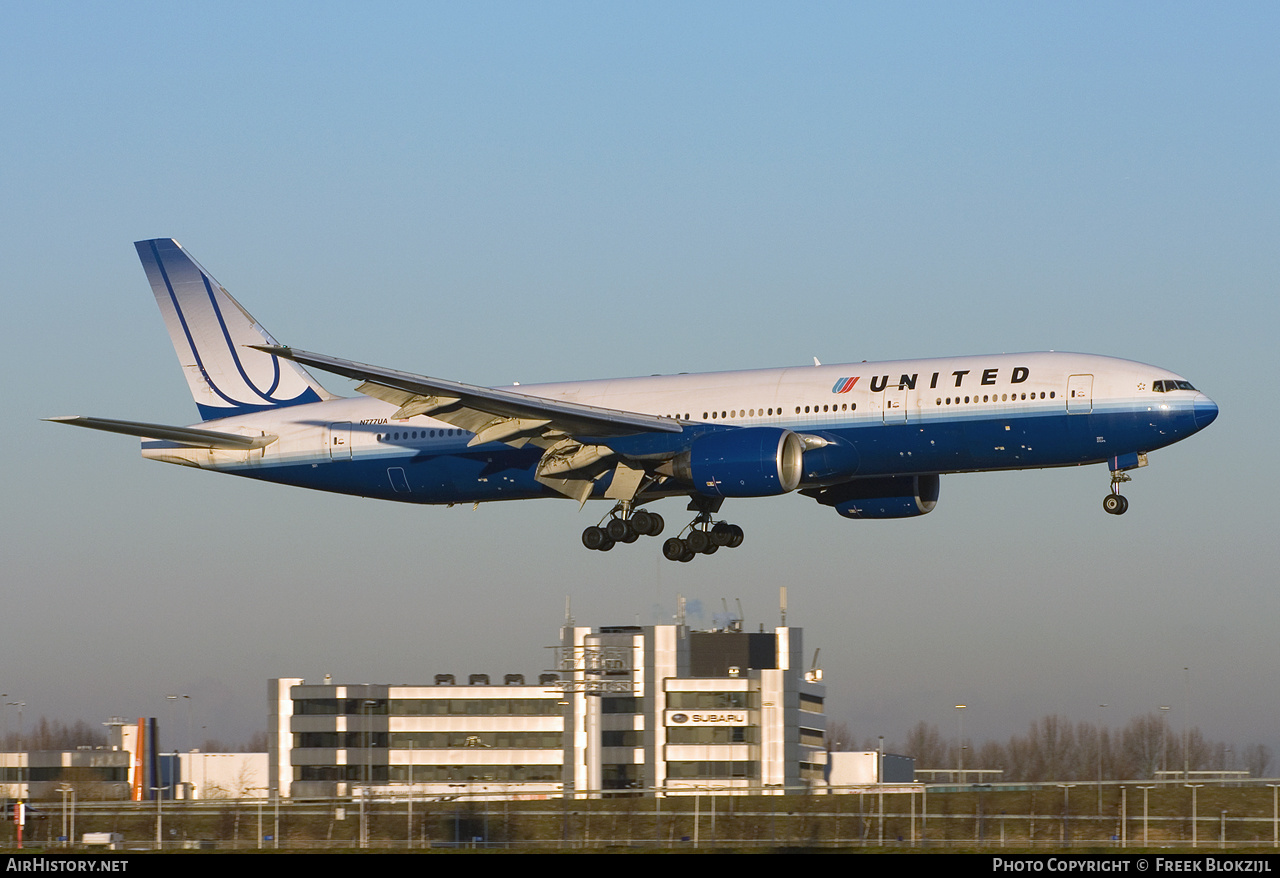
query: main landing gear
[
  {"left": 581, "top": 496, "right": 746, "bottom": 561},
  {"left": 581, "top": 501, "right": 666, "bottom": 552},
  {"left": 1103, "top": 471, "right": 1130, "bottom": 515},
  {"left": 661, "top": 497, "right": 745, "bottom": 563}
]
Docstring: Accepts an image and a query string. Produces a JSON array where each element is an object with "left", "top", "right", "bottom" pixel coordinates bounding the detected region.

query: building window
[
  {"left": 602, "top": 697, "right": 643, "bottom": 714},
  {"left": 799, "top": 693, "right": 824, "bottom": 713},
  {"left": 666, "top": 691, "right": 756, "bottom": 710},
  {"left": 391, "top": 698, "right": 560, "bottom": 716},
  {"left": 665, "top": 726, "right": 755, "bottom": 744},
  {"left": 601, "top": 730, "right": 643, "bottom": 747},
  {"left": 665, "top": 761, "right": 758, "bottom": 779}
]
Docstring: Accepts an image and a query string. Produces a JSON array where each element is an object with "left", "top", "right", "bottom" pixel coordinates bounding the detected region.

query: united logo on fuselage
[{"left": 833, "top": 367, "right": 1033, "bottom": 394}]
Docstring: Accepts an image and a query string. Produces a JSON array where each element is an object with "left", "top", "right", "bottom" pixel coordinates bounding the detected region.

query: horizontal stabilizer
[{"left": 45, "top": 416, "right": 277, "bottom": 449}]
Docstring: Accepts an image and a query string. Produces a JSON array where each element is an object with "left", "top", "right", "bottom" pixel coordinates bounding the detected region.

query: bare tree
[
  {"left": 1119, "top": 713, "right": 1165, "bottom": 779},
  {"left": 2, "top": 717, "right": 105, "bottom": 751},
  {"left": 896, "top": 710, "right": 1268, "bottom": 782},
  {"left": 901, "top": 721, "right": 947, "bottom": 768},
  {"left": 825, "top": 720, "right": 854, "bottom": 751},
  {"left": 1244, "top": 744, "right": 1273, "bottom": 778}
]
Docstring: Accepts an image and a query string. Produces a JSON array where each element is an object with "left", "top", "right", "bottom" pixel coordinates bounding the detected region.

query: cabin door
[
  {"left": 1066, "top": 375, "right": 1093, "bottom": 414},
  {"left": 882, "top": 387, "right": 908, "bottom": 424},
  {"left": 327, "top": 422, "right": 353, "bottom": 459}
]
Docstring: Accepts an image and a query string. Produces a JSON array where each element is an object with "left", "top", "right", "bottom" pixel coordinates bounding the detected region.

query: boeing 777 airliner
[{"left": 49, "top": 239, "right": 1219, "bottom": 561}]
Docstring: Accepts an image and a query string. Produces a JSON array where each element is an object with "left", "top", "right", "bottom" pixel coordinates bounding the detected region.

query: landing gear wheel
[
  {"left": 663, "top": 538, "right": 687, "bottom": 561},
  {"left": 726, "top": 524, "right": 744, "bottom": 548},
  {"left": 686, "top": 530, "right": 710, "bottom": 553},
  {"left": 605, "top": 518, "right": 633, "bottom": 542},
  {"left": 582, "top": 526, "right": 608, "bottom": 550},
  {"left": 632, "top": 509, "right": 665, "bottom": 537},
  {"left": 631, "top": 510, "right": 656, "bottom": 536},
  {"left": 1102, "top": 494, "right": 1129, "bottom": 515}
]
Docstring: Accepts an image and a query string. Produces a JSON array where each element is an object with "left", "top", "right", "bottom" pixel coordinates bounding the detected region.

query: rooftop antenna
[
  {"left": 736, "top": 598, "right": 744, "bottom": 630},
  {"left": 676, "top": 594, "right": 686, "bottom": 628},
  {"left": 564, "top": 595, "right": 573, "bottom": 627},
  {"left": 780, "top": 586, "right": 788, "bottom": 627}
]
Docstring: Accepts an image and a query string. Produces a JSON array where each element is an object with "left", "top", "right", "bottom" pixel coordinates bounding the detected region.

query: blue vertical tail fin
[{"left": 135, "top": 238, "right": 336, "bottom": 421}]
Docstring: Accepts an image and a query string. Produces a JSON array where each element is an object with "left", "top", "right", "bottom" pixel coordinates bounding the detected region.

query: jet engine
[
  {"left": 672, "top": 427, "right": 806, "bottom": 497},
  {"left": 803, "top": 474, "right": 940, "bottom": 519}
]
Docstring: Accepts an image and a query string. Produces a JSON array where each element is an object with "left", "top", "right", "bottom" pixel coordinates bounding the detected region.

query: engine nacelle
[
  {"left": 806, "top": 474, "right": 940, "bottom": 519},
  {"left": 798, "top": 434, "right": 860, "bottom": 485},
  {"left": 678, "top": 428, "right": 806, "bottom": 497}
]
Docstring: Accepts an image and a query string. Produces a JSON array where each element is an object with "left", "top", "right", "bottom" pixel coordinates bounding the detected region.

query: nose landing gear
[{"left": 1103, "top": 470, "right": 1130, "bottom": 515}]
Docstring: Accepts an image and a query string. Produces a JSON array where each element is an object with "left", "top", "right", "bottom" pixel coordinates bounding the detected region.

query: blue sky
[{"left": 3, "top": 2, "right": 1276, "bottom": 760}]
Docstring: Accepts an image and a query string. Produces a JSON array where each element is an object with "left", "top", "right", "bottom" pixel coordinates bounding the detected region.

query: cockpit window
[{"left": 1152, "top": 379, "right": 1197, "bottom": 392}]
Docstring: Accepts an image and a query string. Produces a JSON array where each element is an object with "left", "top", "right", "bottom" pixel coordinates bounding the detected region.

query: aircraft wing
[
  {"left": 45, "top": 416, "right": 278, "bottom": 449},
  {"left": 255, "top": 345, "right": 683, "bottom": 442},
  {"left": 255, "top": 345, "right": 684, "bottom": 504}
]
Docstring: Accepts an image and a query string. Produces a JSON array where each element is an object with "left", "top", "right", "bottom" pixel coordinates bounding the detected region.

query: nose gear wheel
[{"left": 1103, "top": 470, "right": 1131, "bottom": 515}]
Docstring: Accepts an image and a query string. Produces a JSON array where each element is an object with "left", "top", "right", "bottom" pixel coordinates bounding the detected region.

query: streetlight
[
  {"left": 1057, "top": 784, "right": 1076, "bottom": 847},
  {"left": 1141, "top": 788, "right": 1162, "bottom": 849},
  {"left": 247, "top": 787, "right": 267, "bottom": 849},
  {"left": 1266, "top": 784, "right": 1279, "bottom": 848},
  {"left": 1187, "top": 784, "right": 1205, "bottom": 848},
  {"left": 1120, "top": 786, "right": 1127, "bottom": 849},
  {"left": 1097, "top": 703, "right": 1108, "bottom": 812},
  {"left": 167, "top": 694, "right": 193, "bottom": 793},
  {"left": 877, "top": 735, "right": 884, "bottom": 847},
  {"left": 58, "top": 785, "right": 75, "bottom": 848},
  {"left": 6, "top": 702, "right": 25, "bottom": 799},
  {"left": 955, "top": 705, "right": 967, "bottom": 784},
  {"left": 1159, "top": 706, "right": 1171, "bottom": 778},
  {"left": 150, "top": 785, "right": 168, "bottom": 850},
  {"left": 1137, "top": 785, "right": 1155, "bottom": 847},
  {"left": 1183, "top": 668, "right": 1191, "bottom": 782}
]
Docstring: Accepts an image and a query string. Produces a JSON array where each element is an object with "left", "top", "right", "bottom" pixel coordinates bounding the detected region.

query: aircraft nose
[{"left": 1193, "top": 394, "right": 1219, "bottom": 429}]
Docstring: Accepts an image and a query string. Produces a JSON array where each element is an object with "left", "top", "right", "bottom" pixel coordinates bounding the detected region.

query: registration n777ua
[{"left": 49, "top": 239, "right": 1219, "bottom": 562}]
